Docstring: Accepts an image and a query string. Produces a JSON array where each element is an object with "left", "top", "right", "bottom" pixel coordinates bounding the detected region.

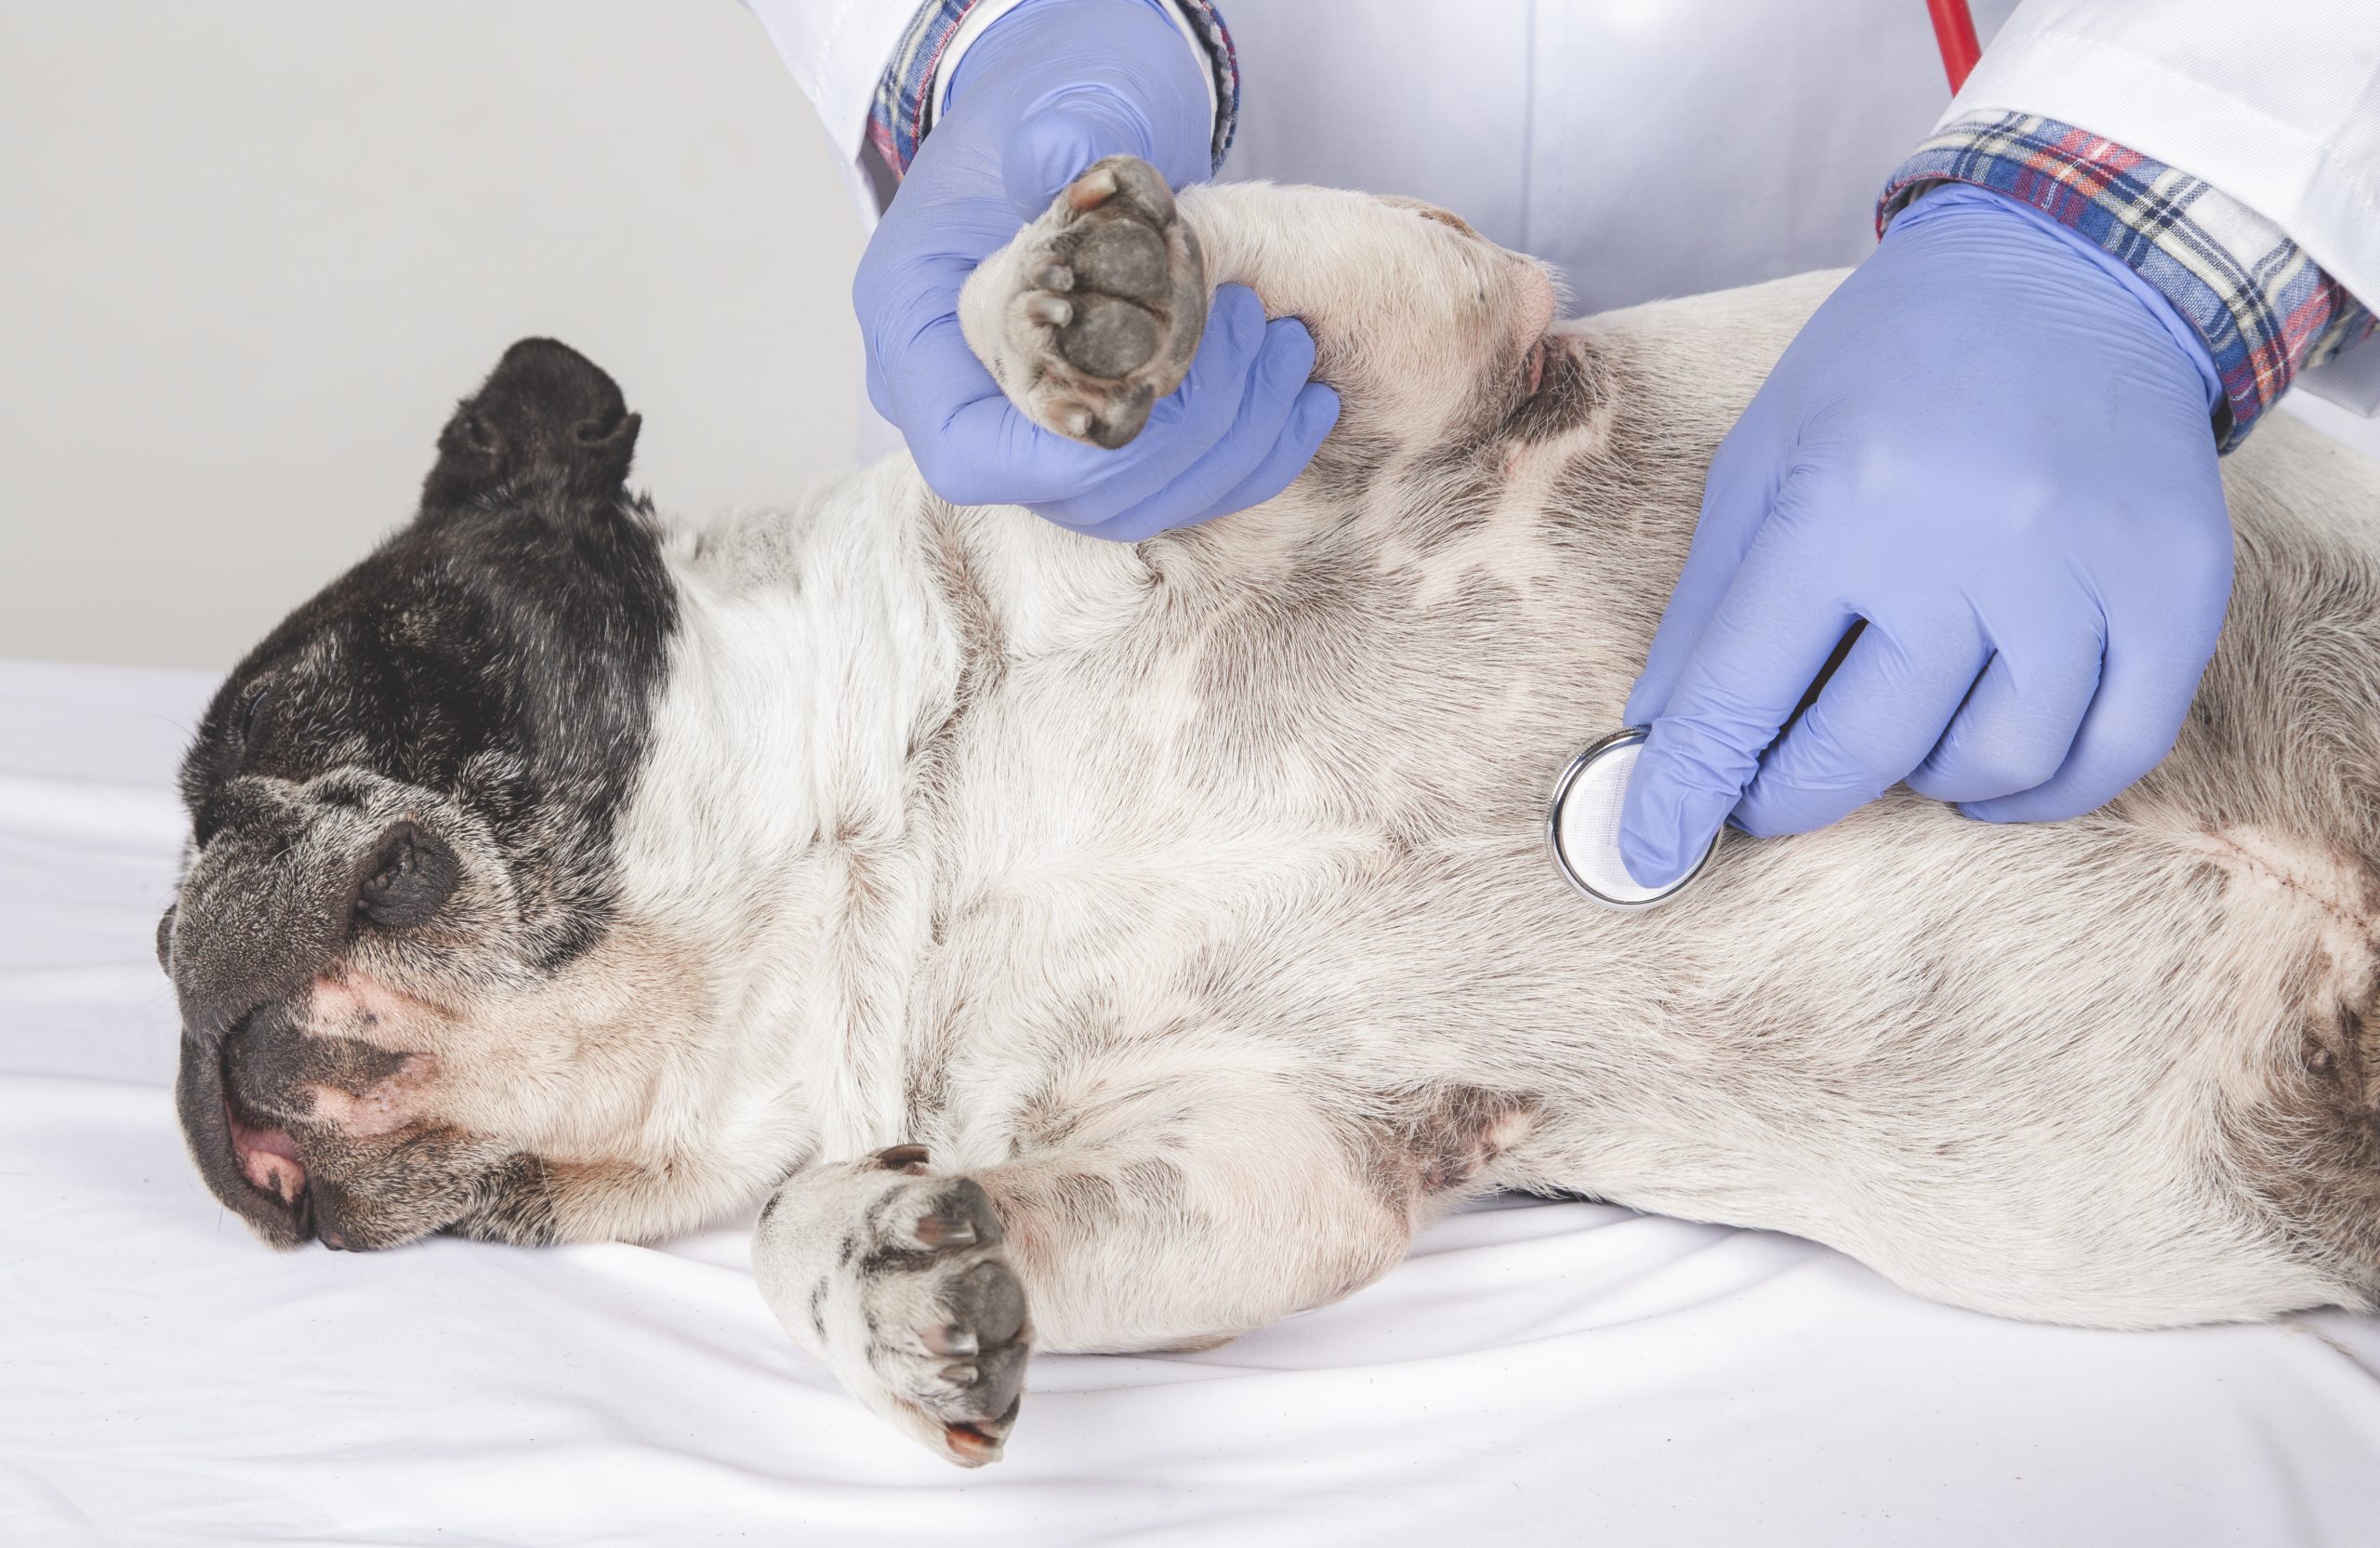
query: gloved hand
[
  {"left": 1620, "top": 183, "right": 2233, "bottom": 887},
  {"left": 855, "top": 0, "right": 1339, "bottom": 540}
]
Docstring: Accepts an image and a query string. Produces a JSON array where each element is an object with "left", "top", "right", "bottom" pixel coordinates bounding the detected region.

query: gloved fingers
[
  {"left": 891, "top": 316, "right": 1137, "bottom": 508},
  {"left": 944, "top": 0, "right": 1216, "bottom": 209},
  {"left": 1001, "top": 97, "right": 1157, "bottom": 217},
  {"left": 1619, "top": 528, "right": 1858, "bottom": 889},
  {"left": 907, "top": 286, "right": 1280, "bottom": 516},
  {"left": 1957, "top": 626, "right": 2217, "bottom": 826},
  {"left": 1734, "top": 613, "right": 1989, "bottom": 837},
  {"left": 1074, "top": 380, "right": 1338, "bottom": 542},
  {"left": 1621, "top": 420, "right": 1782, "bottom": 727},
  {"left": 861, "top": 185, "right": 1140, "bottom": 506},
  {"left": 879, "top": 305, "right": 1188, "bottom": 509},
  {"left": 1020, "top": 286, "right": 1278, "bottom": 527},
  {"left": 1059, "top": 320, "right": 1330, "bottom": 541},
  {"left": 863, "top": 238, "right": 1122, "bottom": 508},
  {"left": 1958, "top": 524, "right": 2228, "bottom": 824},
  {"left": 855, "top": 245, "right": 976, "bottom": 423},
  {"left": 1905, "top": 629, "right": 2104, "bottom": 806},
  {"left": 1175, "top": 380, "right": 1342, "bottom": 531},
  {"left": 856, "top": 0, "right": 1226, "bottom": 517}
]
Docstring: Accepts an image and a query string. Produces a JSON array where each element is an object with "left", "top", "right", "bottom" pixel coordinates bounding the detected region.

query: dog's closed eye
[{"left": 237, "top": 679, "right": 274, "bottom": 745}]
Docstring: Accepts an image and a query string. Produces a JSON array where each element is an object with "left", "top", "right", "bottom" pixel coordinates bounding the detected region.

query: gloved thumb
[
  {"left": 1615, "top": 427, "right": 1800, "bottom": 887},
  {"left": 1001, "top": 89, "right": 1157, "bottom": 218}
]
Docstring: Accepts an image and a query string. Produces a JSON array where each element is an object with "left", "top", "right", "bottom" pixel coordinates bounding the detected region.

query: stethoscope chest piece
[{"left": 1547, "top": 726, "right": 1718, "bottom": 911}]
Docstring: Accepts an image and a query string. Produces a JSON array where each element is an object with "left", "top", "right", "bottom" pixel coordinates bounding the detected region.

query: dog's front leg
[
  {"left": 751, "top": 1145, "right": 1030, "bottom": 1467},
  {"left": 959, "top": 153, "right": 1213, "bottom": 449},
  {"left": 753, "top": 1089, "right": 1417, "bottom": 1467}
]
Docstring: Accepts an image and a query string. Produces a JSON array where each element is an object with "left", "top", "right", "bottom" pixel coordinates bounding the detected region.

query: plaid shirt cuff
[
  {"left": 1880, "top": 112, "right": 2375, "bottom": 452},
  {"left": 867, "top": 0, "right": 1239, "bottom": 184}
]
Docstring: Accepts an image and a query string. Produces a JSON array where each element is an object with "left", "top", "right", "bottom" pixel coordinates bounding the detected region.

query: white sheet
[{"left": 5, "top": 657, "right": 2377, "bottom": 1547}]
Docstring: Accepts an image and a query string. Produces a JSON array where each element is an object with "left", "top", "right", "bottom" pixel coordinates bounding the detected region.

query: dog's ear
[{"left": 421, "top": 338, "right": 641, "bottom": 513}]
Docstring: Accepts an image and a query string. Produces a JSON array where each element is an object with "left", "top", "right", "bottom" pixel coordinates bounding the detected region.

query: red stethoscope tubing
[{"left": 1926, "top": 0, "right": 1982, "bottom": 91}]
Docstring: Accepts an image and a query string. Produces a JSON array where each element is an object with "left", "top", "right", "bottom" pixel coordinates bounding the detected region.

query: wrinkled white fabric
[{"left": 5, "top": 658, "right": 2378, "bottom": 1547}]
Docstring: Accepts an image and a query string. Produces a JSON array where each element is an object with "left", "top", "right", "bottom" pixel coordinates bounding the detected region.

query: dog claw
[
  {"left": 1064, "top": 167, "right": 1117, "bottom": 210},
  {"left": 915, "top": 1212, "right": 977, "bottom": 1248},
  {"left": 945, "top": 1422, "right": 1004, "bottom": 1466},
  {"left": 924, "top": 1322, "right": 979, "bottom": 1356},
  {"left": 874, "top": 1144, "right": 931, "bottom": 1173}
]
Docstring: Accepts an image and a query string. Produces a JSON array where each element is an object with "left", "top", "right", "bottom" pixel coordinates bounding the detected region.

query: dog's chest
[{"left": 866, "top": 540, "right": 1621, "bottom": 1137}]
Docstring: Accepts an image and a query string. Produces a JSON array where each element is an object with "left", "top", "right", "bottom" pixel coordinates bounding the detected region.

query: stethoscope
[
  {"left": 1545, "top": 727, "right": 1718, "bottom": 911},
  {"left": 1548, "top": 3, "right": 1981, "bottom": 912}
]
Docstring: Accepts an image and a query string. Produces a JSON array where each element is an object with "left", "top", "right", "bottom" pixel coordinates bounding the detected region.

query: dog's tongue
[{"left": 227, "top": 1105, "right": 307, "bottom": 1203}]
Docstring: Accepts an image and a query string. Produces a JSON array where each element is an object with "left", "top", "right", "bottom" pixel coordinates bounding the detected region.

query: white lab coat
[{"left": 745, "top": 0, "right": 2380, "bottom": 411}]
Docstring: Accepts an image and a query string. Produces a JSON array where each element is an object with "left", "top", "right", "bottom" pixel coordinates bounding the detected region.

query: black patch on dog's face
[
  {"left": 179, "top": 338, "right": 675, "bottom": 968},
  {"left": 166, "top": 338, "right": 679, "bottom": 1249}
]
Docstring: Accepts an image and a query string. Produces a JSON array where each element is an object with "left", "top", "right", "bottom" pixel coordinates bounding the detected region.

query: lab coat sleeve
[
  {"left": 739, "top": 0, "right": 1236, "bottom": 223},
  {"left": 737, "top": 0, "right": 922, "bottom": 215},
  {"left": 1948, "top": 1, "right": 2380, "bottom": 308},
  {"left": 1879, "top": 0, "right": 2380, "bottom": 438},
  {"left": 917, "top": 1, "right": 1229, "bottom": 176}
]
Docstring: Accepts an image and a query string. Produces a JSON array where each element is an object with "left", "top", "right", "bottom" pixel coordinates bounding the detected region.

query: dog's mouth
[
  {"left": 218, "top": 1081, "right": 378, "bottom": 1250},
  {"left": 176, "top": 1021, "right": 322, "bottom": 1248},
  {"left": 227, "top": 1096, "right": 308, "bottom": 1209}
]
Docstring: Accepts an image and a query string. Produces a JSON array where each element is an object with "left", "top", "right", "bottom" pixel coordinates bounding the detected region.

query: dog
[{"left": 160, "top": 158, "right": 2380, "bottom": 1467}]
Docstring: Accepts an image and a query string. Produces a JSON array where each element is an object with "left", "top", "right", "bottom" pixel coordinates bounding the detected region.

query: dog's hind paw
[{"left": 962, "top": 154, "right": 1209, "bottom": 450}]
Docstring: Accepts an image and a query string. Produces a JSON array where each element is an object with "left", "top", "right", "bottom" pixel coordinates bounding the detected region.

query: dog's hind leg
[{"left": 2234, "top": 930, "right": 2380, "bottom": 1305}]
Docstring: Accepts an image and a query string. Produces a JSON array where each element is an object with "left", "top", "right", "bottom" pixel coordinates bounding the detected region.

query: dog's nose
[{"left": 354, "top": 822, "right": 457, "bottom": 930}]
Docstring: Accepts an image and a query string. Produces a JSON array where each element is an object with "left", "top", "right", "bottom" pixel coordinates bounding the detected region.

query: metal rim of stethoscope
[{"left": 1544, "top": 725, "right": 1720, "bottom": 912}]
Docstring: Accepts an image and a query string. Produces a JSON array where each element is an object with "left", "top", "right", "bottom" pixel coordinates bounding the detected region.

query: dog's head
[{"left": 162, "top": 338, "right": 689, "bottom": 1250}]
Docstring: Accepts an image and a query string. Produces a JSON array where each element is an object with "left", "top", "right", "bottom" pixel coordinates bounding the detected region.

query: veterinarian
[{"left": 747, "top": 0, "right": 2380, "bottom": 885}]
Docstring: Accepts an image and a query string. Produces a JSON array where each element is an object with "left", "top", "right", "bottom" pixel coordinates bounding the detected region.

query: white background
[
  {"left": 2, "top": 3, "right": 2373, "bottom": 672},
  {"left": 0, "top": 2, "right": 865, "bottom": 669}
]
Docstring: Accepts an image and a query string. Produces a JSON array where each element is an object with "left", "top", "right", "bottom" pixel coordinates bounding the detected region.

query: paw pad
[
  {"left": 856, "top": 1176, "right": 1033, "bottom": 1465},
  {"left": 1001, "top": 154, "right": 1208, "bottom": 450}
]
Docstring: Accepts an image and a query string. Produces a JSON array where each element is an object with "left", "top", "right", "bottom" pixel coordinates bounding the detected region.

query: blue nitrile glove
[
  {"left": 1620, "top": 183, "right": 2232, "bottom": 887},
  {"left": 855, "top": 0, "right": 1338, "bottom": 540}
]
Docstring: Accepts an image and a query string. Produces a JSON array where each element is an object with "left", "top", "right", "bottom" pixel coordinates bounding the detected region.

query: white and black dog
[{"left": 162, "top": 160, "right": 2380, "bottom": 1466}]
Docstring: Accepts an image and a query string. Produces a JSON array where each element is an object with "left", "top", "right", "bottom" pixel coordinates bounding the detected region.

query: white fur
[{"left": 395, "top": 177, "right": 2380, "bottom": 1464}]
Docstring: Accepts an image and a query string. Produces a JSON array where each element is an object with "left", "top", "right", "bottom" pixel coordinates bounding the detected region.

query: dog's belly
[
  {"left": 884, "top": 367, "right": 2380, "bottom": 1328},
  {"left": 914, "top": 744, "right": 2364, "bottom": 1319}
]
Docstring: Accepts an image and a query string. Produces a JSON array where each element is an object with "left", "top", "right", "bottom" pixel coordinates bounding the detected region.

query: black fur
[
  {"left": 421, "top": 337, "right": 642, "bottom": 513},
  {"left": 168, "top": 338, "right": 679, "bottom": 1249},
  {"left": 178, "top": 339, "right": 677, "bottom": 972}
]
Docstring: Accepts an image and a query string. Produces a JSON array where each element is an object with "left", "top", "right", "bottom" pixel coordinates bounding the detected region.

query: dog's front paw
[
  {"left": 756, "top": 1150, "right": 1033, "bottom": 1467},
  {"left": 961, "top": 154, "right": 1208, "bottom": 450},
  {"left": 849, "top": 1165, "right": 1032, "bottom": 1464}
]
